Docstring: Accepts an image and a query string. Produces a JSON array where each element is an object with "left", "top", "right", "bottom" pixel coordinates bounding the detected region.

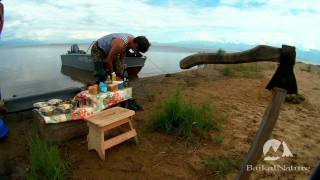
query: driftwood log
[
  {"left": 179, "top": 44, "right": 297, "bottom": 180},
  {"left": 180, "top": 45, "right": 297, "bottom": 94},
  {"left": 180, "top": 45, "right": 280, "bottom": 68}
]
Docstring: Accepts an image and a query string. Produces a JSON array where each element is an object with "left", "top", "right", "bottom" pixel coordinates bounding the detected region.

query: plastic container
[
  {"left": 124, "top": 77, "right": 129, "bottom": 88},
  {"left": 111, "top": 72, "right": 116, "bottom": 81},
  {"left": 106, "top": 75, "right": 112, "bottom": 84},
  {"left": 39, "top": 106, "right": 56, "bottom": 116},
  {"left": 118, "top": 81, "right": 125, "bottom": 90},
  {"left": 57, "top": 103, "right": 74, "bottom": 113},
  {"left": 88, "top": 84, "right": 99, "bottom": 95},
  {"left": 108, "top": 83, "right": 118, "bottom": 92},
  {"left": 99, "top": 82, "right": 108, "bottom": 93},
  {"left": 0, "top": 118, "right": 9, "bottom": 139}
]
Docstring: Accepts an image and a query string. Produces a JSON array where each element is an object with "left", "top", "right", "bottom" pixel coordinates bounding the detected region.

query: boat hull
[{"left": 61, "top": 54, "right": 146, "bottom": 78}]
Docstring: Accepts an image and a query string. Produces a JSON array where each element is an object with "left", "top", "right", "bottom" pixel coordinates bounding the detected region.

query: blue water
[{"left": 0, "top": 44, "right": 198, "bottom": 99}]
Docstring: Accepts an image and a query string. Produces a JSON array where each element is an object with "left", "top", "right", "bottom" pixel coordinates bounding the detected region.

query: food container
[
  {"left": 33, "top": 102, "right": 49, "bottom": 108},
  {"left": 39, "top": 106, "right": 56, "bottom": 116},
  {"left": 117, "top": 81, "right": 125, "bottom": 90},
  {"left": 48, "top": 99, "right": 63, "bottom": 106},
  {"left": 99, "top": 82, "right": 108, "bottom": 93},
  {"left": 116, "top": 76, "right": 122, "bottom": 81},
  {"left": 57, "top": 103, "right": 73, "bottom": 113},
  {"left": 108, "top": 83, "right": 118, "bottom": 92},
  {"left": 88, "top": 84, "right": 99, "bottom": 95}
]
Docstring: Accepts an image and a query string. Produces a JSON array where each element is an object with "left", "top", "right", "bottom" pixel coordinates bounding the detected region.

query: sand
[{"left": 0, "top": 62, "right": 319, "bottom": 179}]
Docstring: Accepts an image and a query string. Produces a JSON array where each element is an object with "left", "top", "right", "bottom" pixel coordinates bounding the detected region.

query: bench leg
[
  {"left": 88, "top": 124, "right": 106, "bottom": 160},
  {"left": 129, "top": 117, "right": 138, "bottom": 144}
]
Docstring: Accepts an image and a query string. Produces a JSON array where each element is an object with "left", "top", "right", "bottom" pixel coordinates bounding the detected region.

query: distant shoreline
[{"left": 0, "top": 43, "right": 319, "bottom": 65}]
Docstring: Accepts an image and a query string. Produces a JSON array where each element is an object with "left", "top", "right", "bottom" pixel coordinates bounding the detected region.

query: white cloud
[{"left": 1, "top": 0, "right": 320, "bottom": 50}]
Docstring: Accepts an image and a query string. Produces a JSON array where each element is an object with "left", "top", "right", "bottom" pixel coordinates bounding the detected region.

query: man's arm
[{"left": 120, "top": 51, "right": 126, "bottom": 72}]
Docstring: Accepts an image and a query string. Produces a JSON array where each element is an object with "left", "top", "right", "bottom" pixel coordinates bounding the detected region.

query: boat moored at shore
[{"left": 61, "top": 44, "right": 147, "bottom": 78}]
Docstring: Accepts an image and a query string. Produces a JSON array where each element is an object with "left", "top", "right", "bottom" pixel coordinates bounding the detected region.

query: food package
[
  {"left": 88, "top": 84, "right": 99, "bottom": 95},
  {"left": 57, "top": 103, "right": 74, "bottom": 113},
  {"left": 108, "top": 83, "right": 118, "bottom": 92},
  {"left": 39, "top": 106, "right": 56, "bottom": 116},
  {"left": 117, "top": 81, "right": 125, "bottom": 90}
]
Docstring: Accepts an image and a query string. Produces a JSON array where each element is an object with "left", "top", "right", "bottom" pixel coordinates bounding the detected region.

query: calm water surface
[{"left": 0, "top": 44, "right": 200, "bottom": 99}]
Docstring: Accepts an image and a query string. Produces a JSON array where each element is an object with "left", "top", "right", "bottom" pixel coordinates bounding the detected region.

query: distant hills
[
  {"left": 1, "top": 39, "right": 319, "bottom": 64},
  {"left": 0, "top": 39, "right": 42, "bottom": 47}
]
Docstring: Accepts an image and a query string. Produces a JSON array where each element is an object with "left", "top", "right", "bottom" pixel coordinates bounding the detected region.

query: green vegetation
[
  {"left": 216, "top": 48, "right": 226, "bottom": 56},
  {"left": 26, "top": 136, "right": 68, "bottom": 180},
  {"left": 222, "top": 66, "right": 230, "bottom": 76},
  {"left": 214, "top": 135, "right": 224, "bottom": 145},
  {"left": 307, "top": 64, "right": 312, "bottom": 72},
  {"left": 222, "top": 64, "right": 262, "bottom": 78},
  {"left": 149, "top": 90, "right": 222, "bottom": 141},
  {"left": 201, "top": 157, "right": 241, "bottom": 179}
]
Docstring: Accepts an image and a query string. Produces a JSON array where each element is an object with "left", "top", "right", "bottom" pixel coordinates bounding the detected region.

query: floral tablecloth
[{"left": 35, "top": 88, "right": 132, "bottom": 124}]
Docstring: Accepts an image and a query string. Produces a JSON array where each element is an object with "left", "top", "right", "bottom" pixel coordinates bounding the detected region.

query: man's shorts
[{"left": 91, "top": 42, "right": 123, "bottom": 81}]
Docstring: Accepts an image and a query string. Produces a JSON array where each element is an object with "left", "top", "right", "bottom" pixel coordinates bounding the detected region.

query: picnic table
[
  {"left": 33, "top": 87, "right": 133, "bottom": 143},
  {"left": 34, "top": 87, "right": 132, "bottom": 124}
]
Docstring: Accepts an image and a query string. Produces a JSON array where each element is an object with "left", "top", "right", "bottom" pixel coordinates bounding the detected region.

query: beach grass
[
  {"left": 223, "top": 66, "right": 231, "bottom": 76},
  {"left": 214, "top": 134, "right": 224, "bottom": 145},
  {"left": 26, "top": 136, "right": 68, "bottom": 180},
  {"left": 201, "top": 157, "right": 241, "bottom": 179},
  {"left": 149, "top": 90, "right": 222, "bottom": 141},
  {"left": 222, "top": 63, "right": 262, "bottom": 78}
]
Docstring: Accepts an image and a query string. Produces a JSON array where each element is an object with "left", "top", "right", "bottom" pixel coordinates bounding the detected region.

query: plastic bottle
[
  {"left": 122, "top": 65, "right": 129, "bottom": 88},
  {"left": 106, "top": 75, "right": 112, "bottom": 84},
  {"left": 111, "top": 72, "right": 116, "bottom": 82},
  {"left": 124, "top": 77, "right": 129, "bottom": 88}
]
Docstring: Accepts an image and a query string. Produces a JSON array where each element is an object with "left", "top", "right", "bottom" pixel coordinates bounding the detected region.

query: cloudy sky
[{"left": 1, "top": 0, "right": 320, "bottom": 50}]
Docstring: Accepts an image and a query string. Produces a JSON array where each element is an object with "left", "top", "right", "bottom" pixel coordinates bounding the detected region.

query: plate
[
  {"left": 48, "top": 99, "right": 63, "bottom": 105},
  {"left": 39, "top": 106, "right": 56, "bottom": 116},
  {"left": 57, "top": 103, "right": 73, "bottom": 113},
  {"left": 33, "top": 102, "right": 49, "bottom": 108}
]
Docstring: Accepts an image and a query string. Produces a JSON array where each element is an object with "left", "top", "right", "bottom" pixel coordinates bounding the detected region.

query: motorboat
[{"left": 61, "top": 44, "right": 146, "bottom": 78}]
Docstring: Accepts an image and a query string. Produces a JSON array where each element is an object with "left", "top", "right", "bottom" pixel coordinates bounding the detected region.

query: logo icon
[{"left": 263, "top": 139, "right": 293, "bottom": 161}]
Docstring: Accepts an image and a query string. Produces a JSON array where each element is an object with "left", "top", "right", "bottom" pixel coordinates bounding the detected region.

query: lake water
[{"left": 0, "top": 44, "right": 199, "bottom": 100}]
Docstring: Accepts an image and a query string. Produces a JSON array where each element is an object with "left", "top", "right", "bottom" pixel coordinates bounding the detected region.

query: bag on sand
[{"left": 120, "top": 99, "right": 143, "bottom": 111}]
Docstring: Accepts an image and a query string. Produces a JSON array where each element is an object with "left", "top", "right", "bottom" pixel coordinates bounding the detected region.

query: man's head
[{"left": 133, "top": 36, "right": 150, "bottom": 53}]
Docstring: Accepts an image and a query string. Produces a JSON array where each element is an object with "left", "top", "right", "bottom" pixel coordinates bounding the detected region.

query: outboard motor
[{"left": 70, "top": 44, "right": 80, "bottom": 53}]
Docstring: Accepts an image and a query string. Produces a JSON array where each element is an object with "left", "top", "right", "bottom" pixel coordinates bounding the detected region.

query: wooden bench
[{"left": 85, "top": 107, "right": 138, "bottom": 160}]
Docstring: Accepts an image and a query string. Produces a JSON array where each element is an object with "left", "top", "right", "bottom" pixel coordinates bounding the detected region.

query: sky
[{"left": 1, "top": 0, "right": 320, "bottom": 51}]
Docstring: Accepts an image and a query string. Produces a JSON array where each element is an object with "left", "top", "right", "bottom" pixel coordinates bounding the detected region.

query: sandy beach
[{"left": 0, "top": 62, "right": 319, "bottom": 179}]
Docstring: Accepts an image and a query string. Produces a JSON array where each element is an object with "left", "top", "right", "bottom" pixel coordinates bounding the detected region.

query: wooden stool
[{"left": 85, "top": 107, "right": 138, "bottom": 160}]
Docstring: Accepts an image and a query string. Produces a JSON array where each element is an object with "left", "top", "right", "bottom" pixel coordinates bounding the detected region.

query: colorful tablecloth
[{"left": 35, "top": 88, "right": 132, "bottom": 124}]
